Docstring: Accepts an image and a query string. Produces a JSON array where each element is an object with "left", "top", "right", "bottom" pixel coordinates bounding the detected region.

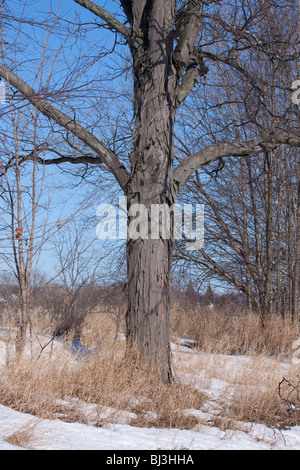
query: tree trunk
[
  {"left": 241, "top": 159, "right": 253, "bottom": 314},
  {"left": 126, "top": 234, "right": 173, "bottom": 383},
  {"left": 125, "top": 169, "right": 175, "bottom": 382},
  {"left": 125, "top": 100, "right": 176, "bottom": 382},
  {"left": 264, "top": 151, "right": 273, "bottom": 317},
  {"left": 294, "top": 164, "right": 300, "bottom": 332},
  {"left": 15, "top": 289, "right": 30, "bottom": 358},
  {"left": 124, "top": 1, "right": 177, "bottom": 383}
]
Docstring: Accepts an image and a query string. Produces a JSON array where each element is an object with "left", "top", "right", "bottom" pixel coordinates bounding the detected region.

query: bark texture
[{"left": 124, "top": 0, "right": 177, "bottom": 382}]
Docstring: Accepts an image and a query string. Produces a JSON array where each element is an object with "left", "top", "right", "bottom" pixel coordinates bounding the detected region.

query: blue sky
[{"left": 0, "top": 0, "right": 131, "bottom": 282}]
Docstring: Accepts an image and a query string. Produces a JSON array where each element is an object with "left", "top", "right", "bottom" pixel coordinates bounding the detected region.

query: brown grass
[
  {"left": 0, "top": 314, "right": 206, "bottom": 431},
  {"left": 171, "top": 303, "right": 298, "bottom": 358},
  {"left": 171, "top": 302, "right": 300, "bottom": 430},
  {"left": 0, "top": 302, "right": 299, "bottom": 435},
  {"left": 3, "top": 418, "right": 47, "bottom": 449}
]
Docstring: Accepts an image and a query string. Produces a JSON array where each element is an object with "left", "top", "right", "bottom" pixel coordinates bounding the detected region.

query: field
[{"left": 0, "top": 305, "right": 300, "bottom": 450}]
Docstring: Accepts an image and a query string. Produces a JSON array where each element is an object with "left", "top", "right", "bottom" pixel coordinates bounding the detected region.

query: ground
[
  {"left": 0, "top": 329, "right": 300, "bottom": 450},
  {"left": 1, "top": 396, "right": 300, "bottom": 450}
]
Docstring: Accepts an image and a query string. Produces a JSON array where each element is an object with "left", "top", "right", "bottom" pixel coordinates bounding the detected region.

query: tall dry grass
[
  {"left": 170, "top": 302, "right": 300, "bottom": 430},
  {"left": 0, "top": 311, "right": 205, "bottom": 430},
  {"left": 171, "top": 303, "right": 298, "bottom": 358},
  {"left": 0, "top": 302, "right": 299, "bottom": 434}
]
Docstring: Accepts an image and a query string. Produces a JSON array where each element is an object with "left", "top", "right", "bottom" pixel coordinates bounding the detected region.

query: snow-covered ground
[
  {"left": 0, "top": 330, "right": 300, "bottom": 450},
  {"left": 1, "top": 401, "right": 300, "bottom": 450}
]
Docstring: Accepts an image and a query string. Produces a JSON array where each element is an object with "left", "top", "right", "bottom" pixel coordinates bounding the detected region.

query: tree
[
  {"left": 0, "top": 4, "right": 97, "bottom": 355},
  {"left": 0, "top": 94, "right": 60, "bottom": 357},
  {"left": 205, "top": 284, "right": 215, "bottom": 306},
  {"left": 174, "top": 0, "right": 300, "bottom": 326},
  {"left": 51, "top": 223, "right": 105, "bottom": 340},
  {"left": 0, "top": 0, "right": 300, "bottom": 381}
]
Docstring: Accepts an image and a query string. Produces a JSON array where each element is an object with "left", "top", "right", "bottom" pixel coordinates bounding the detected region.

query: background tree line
[{"left": 174, "top": 0, "right": 300, "bottom": 327}]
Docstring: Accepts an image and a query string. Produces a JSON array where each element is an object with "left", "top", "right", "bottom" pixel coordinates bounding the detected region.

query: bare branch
[
  {"left": 172, "top": 1, "right": 206, "bottom": 107},
  {"left": 176, "top": 241, "right": 249, "bottom": 295},
  {"left": 23, "top": 152, "right": 103, "bottom": 167},
  {"left": 74, "top": 0, "right": 132, "bottom": 44},
  {"left": 175, "top": 56, "right": 208, "bottom": 107},
  {"left": 173, "top": 130, "right": 300, "bottom": 191},
  {"left": 0, "top": 65, "right": 130, "bottom": 189}
]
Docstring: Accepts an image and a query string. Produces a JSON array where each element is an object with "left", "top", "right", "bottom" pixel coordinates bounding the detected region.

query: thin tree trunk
[
  {"left": 15, "top": 290, "right": 29, "bottom": 358},
  {"left": 15, "top": 146, "right": 29, "bottom": 358},
  {"left": 294, "top": 158, "right": 300, "bottom": 331},
  {"left": 274, "top": 151, "right": 283, "bottom": 318},
  {"left": 241, "top": 159, "right": 253, "bottom": 313},
  {"left": 264, "top": 151, "right": 273, "bottom": 317},
  {"left": 287, "top": 183, "right": 294, "bottom": 321}
]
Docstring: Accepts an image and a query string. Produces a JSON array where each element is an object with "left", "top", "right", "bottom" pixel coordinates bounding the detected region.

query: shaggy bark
[{"left": 123, "top": 0, "right": 177, "bottom": 381}]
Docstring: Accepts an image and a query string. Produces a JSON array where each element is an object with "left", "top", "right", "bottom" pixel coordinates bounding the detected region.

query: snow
[
  {"left": 0, "top": 341, "right": 6, "bottom": 366},
  {"left": 0, "top": 330, "right": 300, "bottom": 450},
  {"left": 1, "top": 403, "right": 300, "bottom": 450}
]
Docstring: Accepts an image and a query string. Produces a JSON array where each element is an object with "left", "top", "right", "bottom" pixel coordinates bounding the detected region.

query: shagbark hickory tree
[{"left": 1, "top": 0, "right": 299, "bottom": 382}]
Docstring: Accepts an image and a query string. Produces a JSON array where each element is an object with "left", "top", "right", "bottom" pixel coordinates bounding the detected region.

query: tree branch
[
  {"left": 74, "top": 0, "right": 132, "bottom": 44},
  {"left": 176, "top": 242, "right": 248, "bottom": 295},
  {"left": 173, "top": 130, "right": 300, "bottom": 192},
  {"left": 25, "top": 153, "right": 103, "bottom": 167},
  {"left": 173, "top": 0, "right": 203, "bottom": 73},
  {"left": 173, "top": 1, "right": 206, "bottom": 107},
  {"left": 0, "top": 65, "right": 130, "bottom": 190},
  {"left": 175, "top": 56, "right": 208, "bottom": 107}
]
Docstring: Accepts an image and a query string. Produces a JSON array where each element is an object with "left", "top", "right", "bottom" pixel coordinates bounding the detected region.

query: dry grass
[
  {"left": 171, "top": 303, "right": 298, "bottom": 358},
  {"left": 3, "top": 419, "right": 47, "bottom": 449},
  {"left": 171, "top": 301, "right": 300, "bottom": 431},
  {"left": 0, "top": 302, "right": 299, "bottom": 435},
  {"left": 175, "top": 345, "right": 300, "bottom": 430},
  {"left": 0, "top": 314, "right": 206, "bottom": 431}
]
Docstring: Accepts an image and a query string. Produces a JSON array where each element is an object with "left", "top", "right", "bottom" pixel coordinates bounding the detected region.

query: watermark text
[{"left": 96, "top": 197, "right": 204, "bottom": 251}]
